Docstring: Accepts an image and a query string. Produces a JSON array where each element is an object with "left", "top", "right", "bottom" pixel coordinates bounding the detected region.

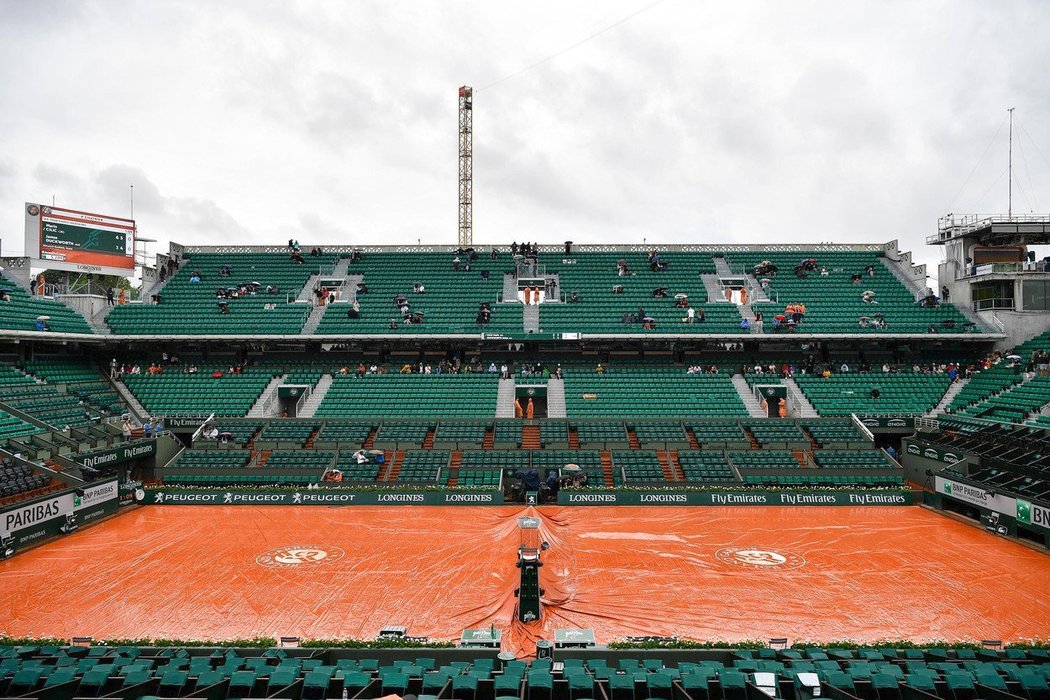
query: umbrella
[
  {"left": 774, "top": 314, "right": 787, "bottom": 321},
  {"left": 36, "top": 315, "right": 51, "bottom": 320},
  {"left": 674, "top": 293, "right": 688, "bottom": 299},
  {"left": 863, "top": 290, "right": 875, "bottom": 296},
  {"left": 617, "top": 259, "right": 627, "bottom": 266},
  {"left": 859, "top": 316, "right": 870, "bottom": 321},
  {"left": 760, "top": 278, "right": 771, "bottom": 284},
  {"left": 642, "top": 316, "right": 656, "bottom": 323},
  {"left": 217, "top": 431, "right": 233, "bottom": 440},
  {"left": 1007, "top": 354, "right": 1022, "bottom": 361},
  {"left": 563, "top": 464, "right": 581, "bottom": 472}
]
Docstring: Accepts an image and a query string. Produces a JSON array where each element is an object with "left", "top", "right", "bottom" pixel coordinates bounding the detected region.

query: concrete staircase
[
  {"left": 928, "top": 378, "right": 970, "bottom": 417},
  {"left": 700, "top": 274, "right": 725, "bottom": 302},
  {"left": 297, "top": 274, "right": 324, "bottom": 302},
  {"left": 297, "top": 374, "right": 333, "bottom": 418},
  {"left": 731, "top": 374, "right": 767, "bottom": 418},
  {"left": 714, "top": 256, "right": 734, "bottom": 276},
  {"left": 523, "top": 304, "right": 540, "bottom": 332},
  {"left": 84, "top": 304, "right": 113, "bottom": 335},
  {"left": 502, "top": 273, "right": 518, "bottom": 303},
  {"left": 546, "top": 377, "right": 567, "bottom": 418},
  {"left": 782, "top": 376, "right": 820, "bottom": 417},
  {"left": 880, "top": 257, "right": 928, "bottom": 298},
  {"left": 496, "top": 378, "right": 517, "bottom": 418},
  {"left": 545, "top": 274, "right": 561, "bottom": 302},
  {"left": 744, "top": 273, "right": 770, "bottom": 301},
  {"left": 301, "top": 304, "right": 327, "bottom": 334},
  {"left": 331, "top": 258, "right": 351, "bottom": 277},
  {"left": 112, "top": 379, "right": 150, "bottom": 422},
  {"left": 247, "top": 374, "right": 286, "bottom": 418}
]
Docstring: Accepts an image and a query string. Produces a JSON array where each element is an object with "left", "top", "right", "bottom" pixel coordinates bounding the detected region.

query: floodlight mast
[{"left": 458, "top": 86, "right": 473, "bottom": 248}]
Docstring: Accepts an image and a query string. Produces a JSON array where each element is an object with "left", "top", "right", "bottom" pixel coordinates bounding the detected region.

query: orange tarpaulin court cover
[{"left": 3, "top": 505, "right": 1049, "bottom": 655}]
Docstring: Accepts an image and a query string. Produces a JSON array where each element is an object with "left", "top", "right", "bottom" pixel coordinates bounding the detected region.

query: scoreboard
[{"left": 25, "top": 203, "right": 135, "bottom": 275}]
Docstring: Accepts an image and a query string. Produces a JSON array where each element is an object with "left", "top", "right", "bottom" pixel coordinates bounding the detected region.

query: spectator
[
  {"left": 121, "top": 417, "right": 133, "bottom": 442},
  {"left": 106, "top": 287, "right": 115, "bottom": 306}
]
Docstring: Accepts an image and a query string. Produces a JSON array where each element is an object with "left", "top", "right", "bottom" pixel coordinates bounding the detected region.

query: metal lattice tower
[{"left": 458, "top": 86, "right": 473, "bottom": 247}]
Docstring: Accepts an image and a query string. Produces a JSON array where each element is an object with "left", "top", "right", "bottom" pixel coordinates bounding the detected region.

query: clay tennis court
[{"left": 3, "top": 505, "right": 1049, "bottom": 654}]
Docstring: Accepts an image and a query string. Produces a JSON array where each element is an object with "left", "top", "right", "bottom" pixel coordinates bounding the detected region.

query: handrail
[{"left": 850, "top": 413, "right": 875, "bottom": 443}]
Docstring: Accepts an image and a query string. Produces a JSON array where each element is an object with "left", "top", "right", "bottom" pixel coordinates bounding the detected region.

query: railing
[
  {"left": 973, "top": 298, "right": 1015, "bottom": 311},
  {"left": 295, "top": 386, "right": 311, "bottom": 416},
  {"left": 991, "top": 313, "right": 1005, "bottom": 332},
  {"left": 929, "top": 213, "right": 1050, "bottom": 243},
  {"left": 850, "top": 413, "right": 875, "bottom": 443},
  {"left": 914, "top": 416, "right": 940, "bottom": 432},
  {"left": 261, "top": 384, "right": 281, "bottom": 417}
]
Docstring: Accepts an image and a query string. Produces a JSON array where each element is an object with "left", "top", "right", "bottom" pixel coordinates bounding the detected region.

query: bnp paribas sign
[{"left": 1015, "top": 499, "right": 1050, "bottom": 529}]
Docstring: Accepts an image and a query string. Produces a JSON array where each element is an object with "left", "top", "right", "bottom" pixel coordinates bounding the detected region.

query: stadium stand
[
  {"left": 0, "top": 272, "right": 93, "bottom": 334},
  {"left": 315, "top": 373, "right": 499, "bottom": 418},
  {"left": 563, "top": 368, "right": 747, "bottom": 417},
  {"left": 0, "top": 458, "right": 54, "bottom": 503},
  {"left": 0, "top": 644, "right": 1045, "bottom": 700},
  {"left": 536, "top": 251, "right": 748, "bottom": 334},
  {"left": 315, "top": 250, "right": 522, "bottom": 334},
  {"left": 720, "top": 250, "right": 977, "bottom": 334},
  {"left": 793, "top": 372, "right": 952, "bottom": 416},
  {"left": 120, "top": 367, "right": 277, "bottom": 416},
  {"left": 106, "top": 251, "right": 341, "bottom": 335}
]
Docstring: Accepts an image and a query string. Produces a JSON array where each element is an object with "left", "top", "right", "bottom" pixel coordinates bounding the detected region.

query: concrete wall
[{"left": 977, "top": 309, "right": 1050, "bottom": 350}]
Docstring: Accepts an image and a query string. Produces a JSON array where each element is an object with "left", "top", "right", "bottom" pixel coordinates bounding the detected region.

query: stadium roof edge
[
  {"left": 0, "top": 330, "right": 1004, "bottom": 343},
  {"left": 172, "top": 242, "right": 893, "bottom": 255}
]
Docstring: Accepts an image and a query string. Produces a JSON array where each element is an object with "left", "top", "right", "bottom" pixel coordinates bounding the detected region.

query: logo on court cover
[
  {"left": 256, "top": 545, "right": 345, "bottom": 568},
  {"left": 715, "top": 547, "right": 806, "bottom": 570}
]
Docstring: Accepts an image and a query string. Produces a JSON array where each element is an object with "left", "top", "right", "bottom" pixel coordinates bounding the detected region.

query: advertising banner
[
  {"left": 557, "top": 490, "right": 914, "bottom": 506},
  {"left": 136, "top": 488, "right": 912, "bottom": 507},
  {"left": 140, "top": 489, "right": 505, "bottom": 506}
]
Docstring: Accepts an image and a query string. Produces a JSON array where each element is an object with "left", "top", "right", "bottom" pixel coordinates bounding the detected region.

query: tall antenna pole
[
  {"left": 1008, "top": 107, "right": 1015, "bottom": 219},
  {"left": 458, "top": 86, "right": 473, "bottom": 247},
  {"left": 130, "top": 184, "right": 135, "bottom": 219}
]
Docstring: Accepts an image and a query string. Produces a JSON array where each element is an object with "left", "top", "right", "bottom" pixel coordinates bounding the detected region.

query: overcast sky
[{"left": 2, "top": 0, "right": 1049, "bottom": 280}]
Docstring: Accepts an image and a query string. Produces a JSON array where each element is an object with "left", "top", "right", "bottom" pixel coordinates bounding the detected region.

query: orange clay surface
[{"left": 3, "top": 505, "right": 1049, "bottom": 654}]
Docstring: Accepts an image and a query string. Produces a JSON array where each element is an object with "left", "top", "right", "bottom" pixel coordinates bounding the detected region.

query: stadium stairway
[
  {"left": 714, "top": 256, "right": 734, "bottom": 276},
  {"left": 297, "top": 374, "right": 333, "bottom": 418},
  {"left": 296, "top": 273, "right": 325, "bottom": 301},
  {"left": 547, "top": 376, "right": 567, "bottom": 417},
  {"left": 524, "top": 304, "right": 540, "bottom": 332},
  {"left": 496, "top": 378, "right": 516, "bottom": 418},
  {"left": 880, "top": 255, "right": 928, "bottom": 298},
  {"left": 301, "top": 304, "right": 327, "bottom": 334},
  {"left": 732, "top": 374, "right": 767, "bottom": 417},
  {"left": 783, "top": 376, "right": 820, "bottom": 417},
  {"left": 928, "top": 378, "right": 970, "bottom": 417},
  {"left": 246, "top": 375, "right": 286, "bottom": 417},
  {"left": 744, "top": 272, "right": 770, "bottom": 301},
  {"left": 739, "top": 303, "right": 758, "bottom": 330},
  {"left": 501, "top": 272, "right": 517, "bottom": 302},
  {"left": 112, "top": 378, "right": 149, "bottom": 422},
  {"left": 701, "top": 273, "right": 724, "bottom": 300}
]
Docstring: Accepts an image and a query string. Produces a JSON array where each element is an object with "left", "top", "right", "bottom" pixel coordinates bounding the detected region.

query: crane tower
[{"left": 458, "top": 86, "right": 473, "bottom": 247}]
